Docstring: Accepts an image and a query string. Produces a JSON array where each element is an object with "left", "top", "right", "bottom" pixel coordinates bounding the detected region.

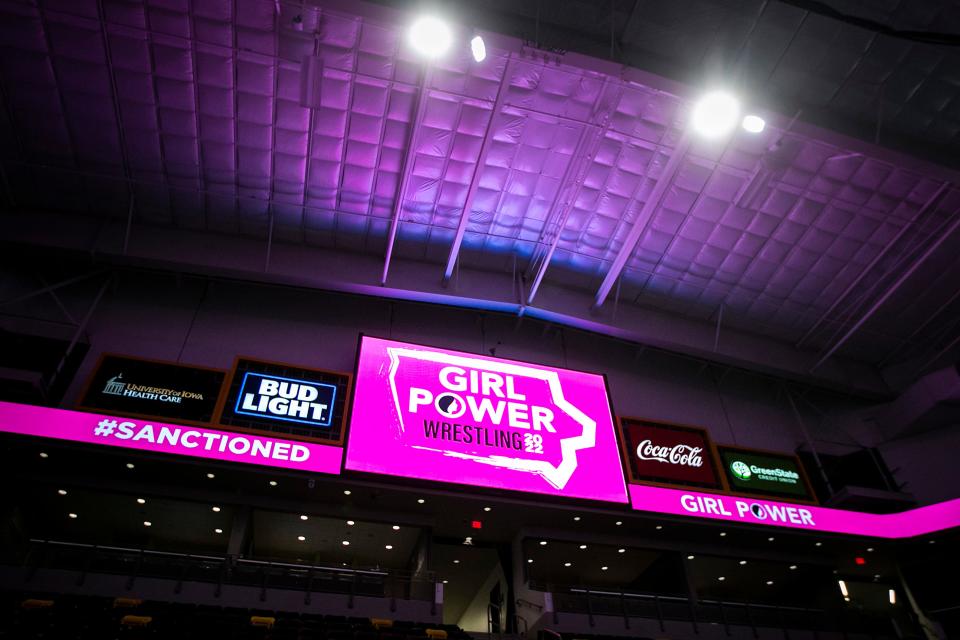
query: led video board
[
  {"left": 619, "top": 418, "right": 721, "bottom": 489},
  {"left": 78, "top": 354, "right": 225, "bottom": 424},
  {"left": 345, "top": 336, "right": 628, "bottom": 503},
  {"left": 718, "top": 446, "right": 815, "bottom": 502}
]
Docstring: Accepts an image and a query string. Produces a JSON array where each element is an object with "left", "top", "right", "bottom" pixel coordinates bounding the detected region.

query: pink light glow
[
  {"left": 345, "top": 336, "right": 628, "bottom": 503},
  {"left": 629, "top": 484, "right": 960, "bottom": 539},
  {"left": 0, "top": 401, "right": 343, "bottom": 475}
]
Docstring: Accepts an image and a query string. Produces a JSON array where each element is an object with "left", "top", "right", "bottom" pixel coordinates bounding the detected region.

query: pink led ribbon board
[
  {"left": 345, "top": 336, "right": 628, "bottom": 503},
  {"left": 629, "top": 484, "right": 960, "bottom": 539},
  {"left": 0, "top": 400, "right": 343, "bottom": 475}
]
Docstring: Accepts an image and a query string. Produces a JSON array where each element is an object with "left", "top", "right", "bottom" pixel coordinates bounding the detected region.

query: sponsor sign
[
  {"left": 620, "top": 418, "right": 720, "bottom": 488},
  {"left": 345, "top": 336, "right": 627, "bottom": 503},
  {"left": 628, "top": 484, "right": 960, "bottom": 539},
  {"left": 218, "top": 358, "right": 351, "bottom": 443},
  {"left": 719, "top": 446, "right": 814, "bottom": 501},
  {"left": 0, "top": 401, "right": 343, "bottom": 474},
  {"left": 78, "top": 354, "right": 225, "bottom": 424}
]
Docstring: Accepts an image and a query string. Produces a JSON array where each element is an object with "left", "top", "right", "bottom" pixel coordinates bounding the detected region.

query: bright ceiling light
[
  {"left": 655, "top": 525, "right": 662, "bottom": 530},
  {"left": 617, "top": 548, "right": 625, "bottom": 553},
  {"left": 143, "top": 521, "right": 152, "bottom": 527},
  {"left": 453, "top": 560, "right": 460, "bottom": 564},
  {"left": 300, "top": 515, "right": 308, "bottom": 521},
  {"left": 789, "top": 565, "right": 797, "bottom": 570},
  {"left": 343, "top": 490, "right": 351, "bottom": 495},
  {"left": 687, "top": 555, "right": 695, "bottom": 560},
  {"left": 68, "top": 513, "right": 77, "bottom": 519},
  {"left": 766, "top": 580, "right": 774, "bottom": 585},
  {"left": 691, "top": 91, "right": 740, "bottom": 139},
  {"left": 767, "top": 537, "right": 775, "bottom": 541},
  {"left": 720, "top": 532, "right": 727, "bottom": 537},
  {"left": 417, "top": 498, "right": 425, "bottom": 504},
  {"left": 268, "top": 480, "right": 277, "bottom": 486},
  {"left": 838, "top": 580, "right": 848, "bottom": 597},
  {"left": 527, "top": 559, "right": 533, "bottom": 563},
  {"left": 470, "top": 35, "right": 486, "bottom": 62},
  {"left": 889, "top": 589, "right": 896, "bottom": 604},
  {"left": 409, "top": 16, "right": 452, "bottom": 59},
  {"left": 601, "top": 566, "right": 608, "bottom": 571},
  {"left": 212, "top": 506, "right": 221, "bottom": 512},
  {"left": 742, "top": 114, "right": 765, "bottom": 133},
  {"left": 137, "top": 498, "right": 146, "bottom": 505},
  {"left": 57, "top": 489, "right": 67, "bottom": 496},
  {"left": 347, "top": 520, "right": 355, "bottom": 526},
  {"left": 40, "top": 452, "right": 49, "bottom": 458},
  {"left": 392, "top": 525, "right": 400, "bottom": 530},
  {"left": 298, "top": 535, "right": 305, "bottom": 542},
  {"left": 540, "top": 541, "right": 547, "bottom": 546},
  {"left": 215, "top": 528, "right": 223, "bottom": 534},
  {"left": 718, "top": 576, "right": 726, "bottom": 581},
  {"left": 126, "top": 463, "right": 135, "bottom": 469},
  {"left": 739, "top": 560, "right": 747, "bottom": 565},
  {"left": 573, "top": 516, "right": 580, "bottom": 522},
  {"left": 342, "top": 540, "right": 350, "bottom": 546},
  {"left": 206, "top": 473, "right": 215, "bottom": 479},
  {"left": 579, "top": 545, "right": 587, "bottom": 550},
  {"left": 483, "top": 507, "right": 491, "bottom": 512},
  {"left": 615, "top": 521, "right": 622, "bottom": 526},
  {"left": 564, "top": 562, "right": 572, "bottom": 567}
]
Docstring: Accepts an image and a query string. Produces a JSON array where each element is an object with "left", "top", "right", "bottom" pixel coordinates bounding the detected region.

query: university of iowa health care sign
[{"left": 345, "top": 337, "right": 628, "bottom": 503}]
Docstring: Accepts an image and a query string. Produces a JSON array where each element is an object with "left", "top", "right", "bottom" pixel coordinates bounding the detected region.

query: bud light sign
[
  {"left": 345, "top": 337, "right": 628, "bottom": 503},
  {"left": 235, "top": 373, "right": 335, "bottom": 427}
]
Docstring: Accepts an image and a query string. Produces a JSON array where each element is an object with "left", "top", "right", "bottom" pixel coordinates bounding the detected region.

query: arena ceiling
[{"left": 2, "top": 0, "right": 960, "bottom": 398}]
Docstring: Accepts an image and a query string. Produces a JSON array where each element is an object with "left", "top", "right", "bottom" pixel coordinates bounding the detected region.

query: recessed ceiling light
[
  {"left": 573, "top": 516, "right": 581, "bottom": 521},
  {"left": 214, "top": 528, "right": 223, "bottom": 534},
  {"left": 392, "top": 525, "right": 400, "bottom": 531},
  {"left": 687, "top": 555, "right": 695, "bottom": 560},
  {"left": 385, "top": 545, "right": 393, "bottom": 550},
  {"left": 269, "top": 480, "right": 277, "bottom": 487},
  {"left": 579, "top": 545, "right": 587, "bottom": 550},
  {"left": 617, "top": 548, "right": 625, "bottom": 553},
  {"left": 417, "top": 499, "right": 425, "bottom": 504},
  {"left": 815, "top": 542, "right": 822, "bottom": 547},
  {"left": 68, "top": 513, "right": 77, "bottom": 519},
  {"left": 766, "top": 580, "right": 774, "bottom": 585},
  {"left": 718, "top": 576, "right": 726, "bottom": 581},
  {"left": 866, "top": 547, "right": 874, "bottom": 552},
  {"left": 601, "top": 566, "right": 608, "bottom": 571},
  {"left": 527, "top": 559, "right": 533, "bottom": 564},
  {"left": 767, "top": 537, "right": 775, "bottom": 541},
  {"left": 615, "top": 521, "right": 622, "bottom": 526},
  {"left": 453, "top": 560, "right": 460, "bottom": 564},
  {"left": 212, "top": 506, "right": 221, "bottom": 512},
  {"left": 739, "top": 560, "right": 747, "bottom": 565},
  {"left": 347, "top": 520, "right": 355, "bottom": 526},
  {"left": 789, "top": 565, "right": 797, "bottom": 570},
  {"left": 343, "top": 490, "right": 351, "bottom": 495},
  {"left": 655, "top": 525, "right": 663, "bottom": 530},
  {"left": 483, "top": 507, "right": 491, "bottom": 512},
  {"left": 126, "top": 463, "right": 135, "bottom": 469},
  {"left": 470, "top": 35, "right": 486, "bottom": 62},
  {"left": 57, "top": 489, "right": 67, "bottom": 496},
  {"left": 300, "top": 515, "right": 308, "bottom": 521},
  {"left": 742, "top": 114, "right": 766, "bottom": 133},
  {"left": 143, "top": 521, "right": 152, "bottom": 527},
  {"left": 39, "top": 452, "right": 49, "bottom": 458},
  {"left": 442, "top": 580, "right": 448, "bottom": 584},
  {"left": 929, "top": 540, "right": 936, "bottom": 545},
  {"left": 691, "top": 90, "right": 740, "bottom": 138},
  {"left": 720, "top": 532, "right": 727, "bottom": 537},
  {"left": 408, "top": 15, "right": 452, "bottom": 59},
  {"left": 298, "top": 536, "right": 305, "bottom": 542},
  {"left": 540, "top": 541, "right": 547, "bottom": 546},
  {"left": 342, "top": 540, "right": 350, "bottom": 546},
  {"left": 564, "top": 562, "right": 572, "bottom": 567},
  {"left": 206, "top": 473, "right": 215, "bottom": 479}
]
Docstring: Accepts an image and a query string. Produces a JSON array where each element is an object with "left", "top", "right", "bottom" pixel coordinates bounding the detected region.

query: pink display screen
[
  {"left": 345, "top": 336, "right": 628, "bottom": 503},
  {"left": 629, "top": 484, "right": 960, "bottom": 539},
  {"left": 0, "top": 400, "right": 343, "bottom": 475}
]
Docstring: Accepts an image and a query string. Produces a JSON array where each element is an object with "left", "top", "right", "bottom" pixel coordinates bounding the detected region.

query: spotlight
[
  {"left": 691, "top": 91, "right": 740, "bottom": 139},
  {"left": 742, "top": 114, "right": 765, "bottom": 133},
  {"left": 471, "top": 35, "right": 486, "bottom": 62},
  {"left": 409, "top": 16, "right": 452, "bottom": 58}
]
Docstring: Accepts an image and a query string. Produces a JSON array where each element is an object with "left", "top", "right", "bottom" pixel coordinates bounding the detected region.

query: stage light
[
  {"left": 617, "top": 548, "right": 625, "bottom": 553},
  {"left": 471, "top": 35, "right": 486, "bottom": 62},
  {"left": 601, "top": 566, "right": 608, "bottom": 570},
  {"left": 718, "top": 576, "right": 726, "bottom": 581},
  {"left": 742, "top": 114, "right": 766, "bottom": 133},
  {"left": 527, "top": 559, "right": 533, "bottom": 563},
  {"left": 540, "top": 541, "right": 547, "bottom": 546},
  {"left": 206, "top": 473, "right": 215, "bottom": 479},
  {"left": 579, "top": 545, "right": 587, "bottom": 550},
  {"left": 615, "top": 521, "right": 622, "bottom": 526},
  {"left": 739, "top": 560, "right": 747, "bottom": 565},
  {"left": 766, "top": 580, "right": 774, "bottom": 585},
  {"left": 687, "top": 555, "right": 695, "bottom": 560},
  {"left": 418, "top": 498, "right": 425, "bottom": 504},
  {"left": 789, "top": 565, "right": 797, "bottom": 570},
  {"left": 691, "top": 91, "right": 740, "bottom": 138},
  {"left": 343, "top": 490, "right": 351, "bottom": 495},
  {"left": 126, "top": 463, "right": 135, "bottom": 469},
  {"left": 268, "top": 480, "right": 277, "bottom": 486},
  {"left": 409, "top": 16, "right": 452, "bottom": 58},
  {"left": 453, "top": 560, "right": 460, "bottom": 564}
]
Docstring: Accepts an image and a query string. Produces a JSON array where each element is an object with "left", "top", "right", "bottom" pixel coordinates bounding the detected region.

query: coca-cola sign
[
  {"left": 620, "top": 419, "right": 721, "bottom": 488},
  {"left": 636, "top": 440, "right": 704, "bottom": 467}
]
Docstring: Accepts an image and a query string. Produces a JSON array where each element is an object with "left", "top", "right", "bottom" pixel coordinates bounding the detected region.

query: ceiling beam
[
  {"left": 810, "top": 196, "right": 960, "bottom": 372},
  {"left": 593, "top": 132, "right": 691, "bottom": 309},
  {"left": 381, "top": 66, "right": 434, "bottom": 286},
  {"left": 441, "top": 58, "right": 515, "bottom": 285}
]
